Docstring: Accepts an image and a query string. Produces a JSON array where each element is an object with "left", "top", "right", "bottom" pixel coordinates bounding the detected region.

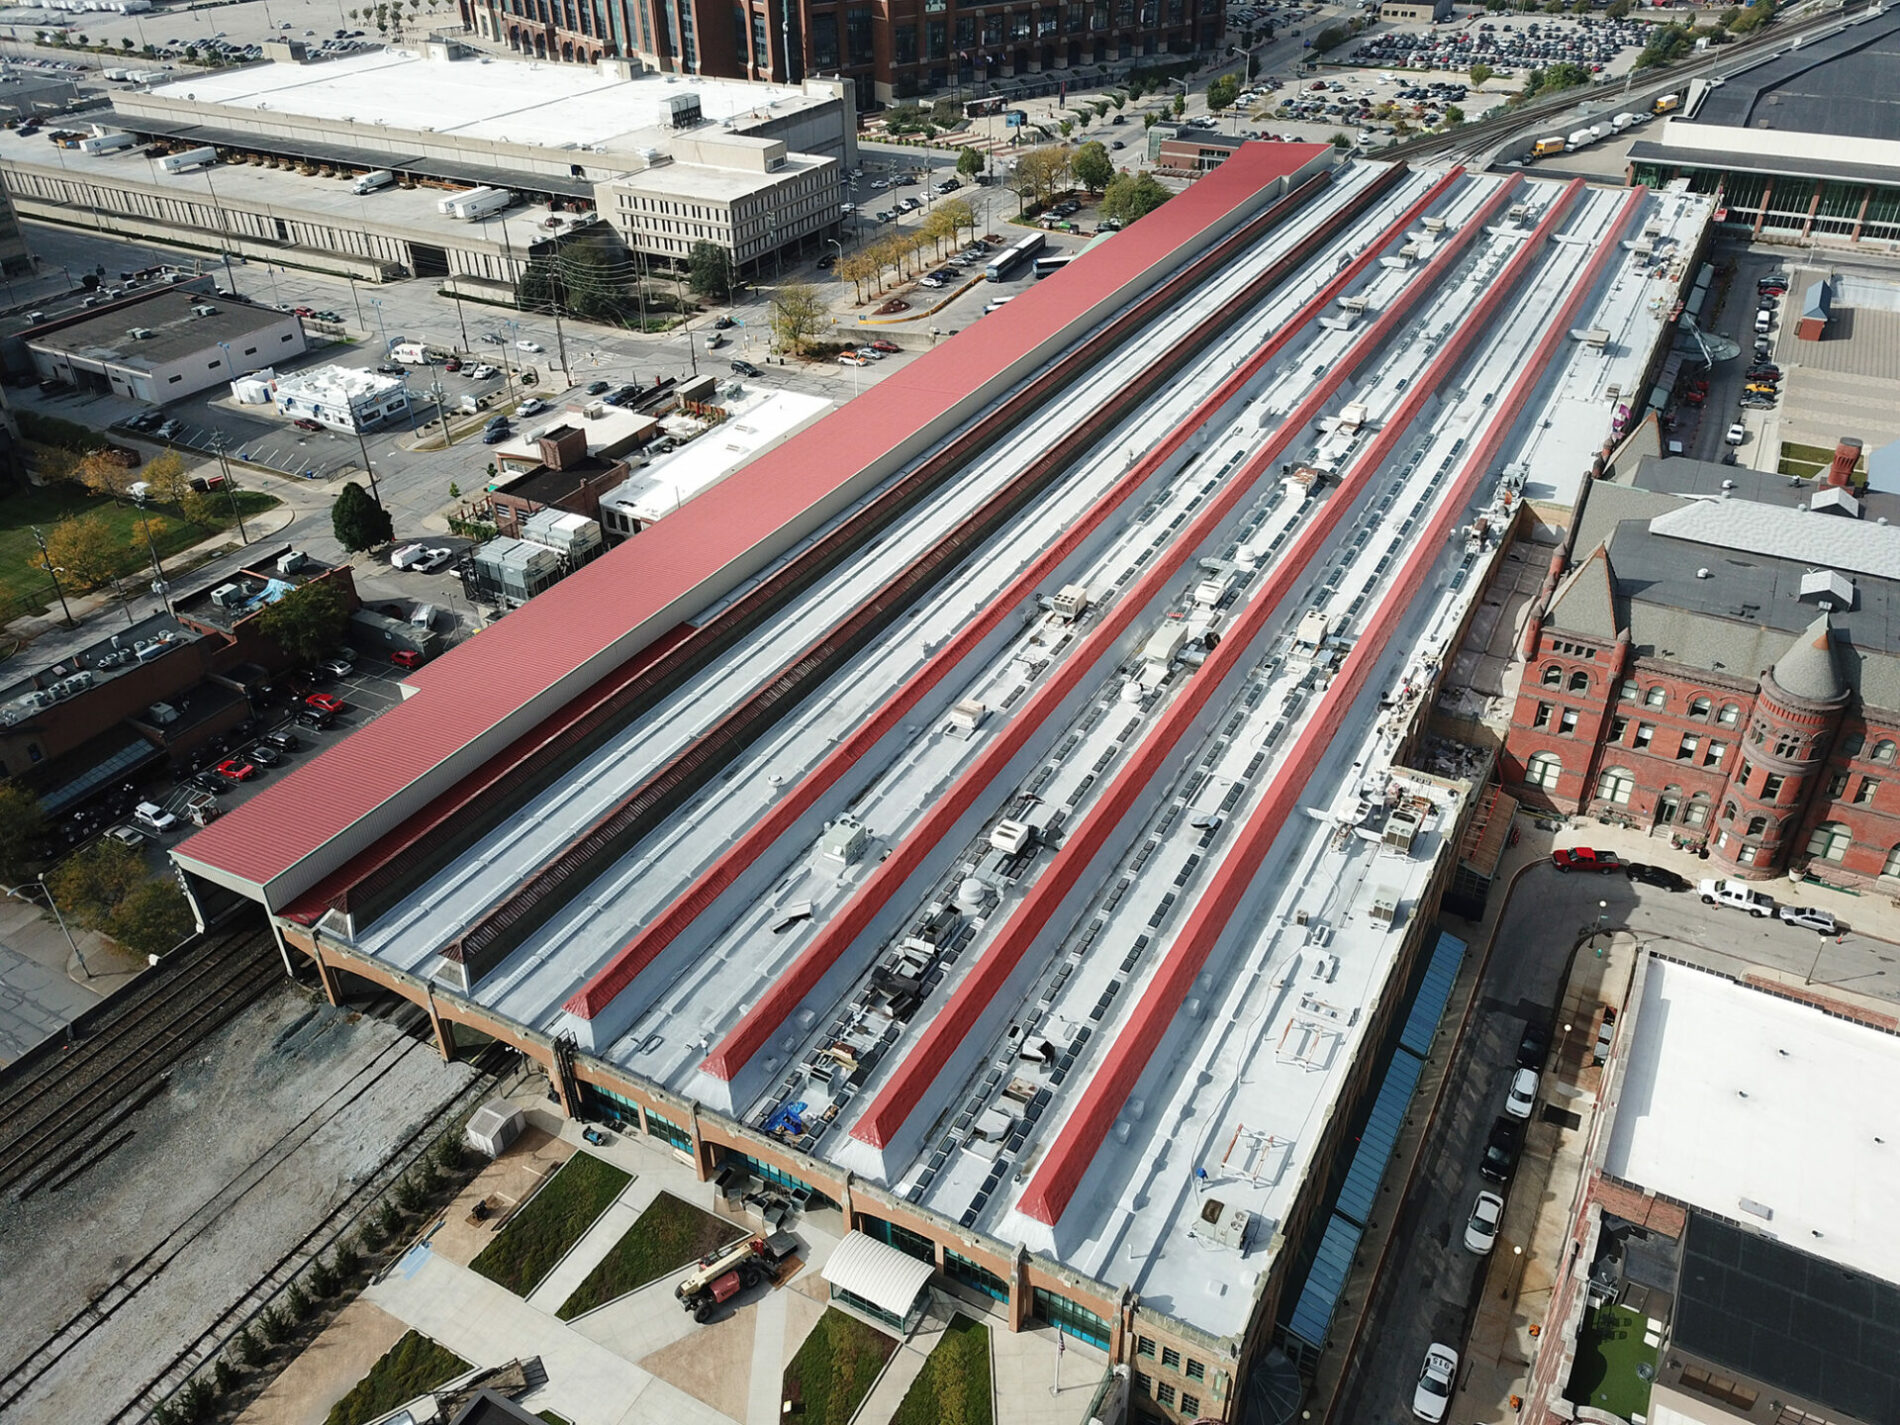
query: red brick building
[{"left": 1500, "top": 461, "right": 1900, "bottom": 885}]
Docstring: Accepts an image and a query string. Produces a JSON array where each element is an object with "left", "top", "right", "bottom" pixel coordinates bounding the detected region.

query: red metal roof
[{"left": 174, "top": 143, "right": 1334, "bottom": 898}]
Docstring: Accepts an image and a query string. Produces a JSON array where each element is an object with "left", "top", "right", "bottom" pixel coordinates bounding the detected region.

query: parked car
[
  {"left": 133, "top": 800, "right": 178, "bottom": 833},
  {"left": 264, "top": 728, "right": 300, "bottom": 752},
  {"left": 869, "top": 339, "right": 900, "bottom": 354},
  {"left": 412, "top": 547, "right": 453, "bottom": 573},
  {"left": 443, "top": 357, "right": 462, "bottom": 372},
  {"left": 107, "top": 824, "right": 145, "bottom": 848},
  {"left": 516, "top": 338, "right": 543, "bottom": 353},
  {"left": 1726, "top": 423, "right": 1748, "bottom": 445},
  {"left": 730, "top": 360, "right": 762, "bottom": 377},
  {"left": 1504, "top": 1067, "right": 1539, "bottom": 1120},
  {"left": 470, "top": 364, "right": 500, "bottom": 380},
  {"left": 481, "top": 426, "right": 511, "bottom": 444},
  {"left": 1412, "top": 1343, "right": 1459, "bottom": 1423},
  {"left": 249, "top": 744, "right": 283, "bottom": 768},
  {"left": 1778, "top": 904, "right": 1839, "bottom": 935},
  {"left": 1463, "top": 1191, "right": 1504, "bottom": 1255},
  {"left": 317, "top": 657, "right": 354, "bottom": 678},
  {"left": 1516, "top": 1022, "right": 1549, "bottom": 1071},
  {"left": 586, "top": 379, "right": 611, "bottom": 395},
  {"left": 305, "top": 692, "right": 346, "bottom": 715},
  {"left": 1551, "top": 846, "right": 1622, "bottom": 873},
  {"left": 1481, "top": 1116, "right": 1524, "bottom": 1183},
  {"left": 214, "top": 756, "right": 257, "bottom": 782},
  {"left": 1624, "top": 861, "right": 1691, "bottom": 892},
  {"left": 838, "top": 352, "right": 869, "bottom": 366},
  {"left": 517, "top": 397, "right": 548, "bottom": 416},
  {"left": 390, "top": 648, "right": 425, "bottom": 670}
]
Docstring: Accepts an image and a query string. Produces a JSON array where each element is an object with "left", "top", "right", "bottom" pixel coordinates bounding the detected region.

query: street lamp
[
  {"left": 1596, "top": 900, "right": 1610, "bottom": 957},
  {"left": 208, "top": 435, "right": 248, "bottom": 540},
  {"left": 28, "top": 525, "right": 74, "bottom": 627},
  {"left": 369, "top": 296, "right": 390, "bottom": 351},
  {"left": 131, "top": 488, "right": 172, "bottom": 618},
  {"left": 4, "top": 878, "right": 87, "bottom": 978}
]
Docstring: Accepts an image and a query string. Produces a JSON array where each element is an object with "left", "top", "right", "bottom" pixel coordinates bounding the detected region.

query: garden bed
[
  {"left": 890, "top": 1316, "right": 992, "bottom": 1425},
  {"left": 781, "top": 1307, "right": 896, "bottom": 1425},
  {"left": 556, "top": 1191, "right": 742, "bottom": 1319},
  {"left": 325, "top": 1330, "right": 469, "bottom": 1425},
  {"left": 468, "top": 1152, "right": 631, "bottom": 1297}
]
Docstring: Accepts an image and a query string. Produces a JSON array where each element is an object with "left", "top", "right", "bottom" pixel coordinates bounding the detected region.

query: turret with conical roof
[{"left": 1769, "top": 613, "right": 1847, "bottom": 706}]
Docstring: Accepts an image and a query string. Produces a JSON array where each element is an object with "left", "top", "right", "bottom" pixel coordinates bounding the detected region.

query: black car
[
  {"left": 1516, "top": 1022, "right": 1550, "bottom": 1071},
  {"left": 249, "top": 744, "right": 283, "bottom": 768},
  {"left": 713, "top": 315, "right": 735, "bottom": 329},
  {"left": 1625, "top": 861, "right": 1692, "bottom": 893},
  {"left": 190, "top": 771, "right": 227, "bottom": 797},
  {"left": 296, "top": 708, "right": 334, "bottom": 730},
  {"left": 730, "top": 360, "right": 762, "bottom": 378},
  {"left": 264, "top": 728, "right": 300, "bottom": 752},
  {"left": 586, "top": 379, "right": 611, "bottom": 395},
  {"left": 1481, "top": 1116, "right": 1524, "bottom": 1183}
]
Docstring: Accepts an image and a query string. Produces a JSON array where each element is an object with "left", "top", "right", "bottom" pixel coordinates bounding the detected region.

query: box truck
[
  {"left": 390, "top": 341, "right": 431, "bottom": 364},
  {"left": 78, "top": 132, "right": 134, "bottom": 154},
  {"left": 1532, "top": 136, "right": 1564, "bottom": 158},
  {"left": 1610, "top": 111, "right": 1639, "bottom": 132},
  {"left": 1651, "top": 92, "right": 1681, "bottom": 115},
  {"left": 351, "top": 169, "right": 395, "bottom": 195},
  {"left": 157, "top": 146, "right": 217, "bottom": 173}
]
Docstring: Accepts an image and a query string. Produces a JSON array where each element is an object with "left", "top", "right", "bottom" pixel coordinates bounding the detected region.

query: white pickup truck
[{"left": 1698, "top": 877, "right": 1776, "bottom": 917}]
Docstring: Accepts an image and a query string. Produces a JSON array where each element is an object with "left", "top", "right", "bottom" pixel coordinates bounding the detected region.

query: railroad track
[{"left": 0, "top": 918, "right": 279, "bottom": 1202}]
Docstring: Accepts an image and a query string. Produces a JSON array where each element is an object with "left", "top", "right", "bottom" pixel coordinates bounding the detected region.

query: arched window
[
  {"left": 1746, "top": 815, "right": 1767, "bottom": 836},
  {"left": 1718, "top": 702, "right": 1741, "bottom": 727},
  {"left": 1542, "top": 664, "right": 1563, "bottom": 688},
  {"left": 1596, "top": 767, "right": 1635, "bottom": 805},
  {"left": 1883, "top": 845, "right": 1900, "bottom": 879},
  {"left": 1683, "top": 794, "right": 1711, "bottom": 827},
  {"left": 1619, "top": 680, "right": 1639, "bottom": 702},
  {"left": 1689, "top": 696, "right": 1712, "bottom": 720},
  {"left": 1842, "top": 731, "right": 1866, "bottom": 757},
  {"left": 1645, "top": 686, "right": 1668, "bottom": 709},
  {"left": 1568, "top": 670, "right": 1590, "bottom": 692},
  {"left": 1723, "top": 801, "right": 1738, "bottom": 822},
  {"left": 1525, "top": 752, "right": 1563, "bottom": 790},
  {"left": 1807, "top": 822, "right": 1852, "bottom": 863},
  {"left": 1876, "top": 741, "right": 1897, "bottom": 766}
]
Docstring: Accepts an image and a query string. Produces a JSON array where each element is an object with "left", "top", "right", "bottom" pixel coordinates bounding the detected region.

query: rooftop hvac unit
[
  {"left": 1051, "top": 582, "right": 1089, "bottom": 621},
  {"left": 126, "top": 327, "right": 156, "bottom": 339},
  {"left": 146, "top": 701, "right": 179, "bottom": 725},
  {"left": 209, "top": 582, "right": 245, "bottom": 608},
  {"left": 1368, "top": 888, "right": 1401, "bottom": 924},
  {"left": 276, "top": 550, "right": 307, "bottom": 575},
  {"left": 191, "top": 303, "right": 218, "bottom": 316},
  {"left": 1383, "top": 808, "right": 1421, "bottom": 855},
  {"left": 946, "top": 699, "right": 988, "bottom": 735},
  {"left": 1422, "top": 215, "right": 1448, "bottom": 234},
  {"left": 820, "top": 813, "right": 869, "bottom": 865},
  {"left": 990, "top": 819, "right": 1034, "bottom": 855},
  {"left": 1197, "top": 1198, "right": 1255, "bottom": 1251}
]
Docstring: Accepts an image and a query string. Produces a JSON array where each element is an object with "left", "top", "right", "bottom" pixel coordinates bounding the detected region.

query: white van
[
  {"left": 1754, "top": 309, "right": 1773, "bottom": 335},
  {"left": 410, "top": 603, "right": 437, "bottom": 630}
]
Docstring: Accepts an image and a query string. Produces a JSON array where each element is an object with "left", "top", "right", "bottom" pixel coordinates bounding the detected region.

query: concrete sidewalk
[{"left": 0, "top": 896, "right": 144, "bottom": 1065}]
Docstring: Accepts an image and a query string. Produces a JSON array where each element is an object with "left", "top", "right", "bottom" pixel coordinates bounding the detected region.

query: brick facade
[{"left": 1503, "top": 551, "right": 1900, "bottom": 885}]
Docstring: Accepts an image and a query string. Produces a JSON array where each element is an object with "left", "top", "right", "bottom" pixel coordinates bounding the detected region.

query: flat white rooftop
[
  {"left": 604, "top": 386, "right": 831, "bottom": 526},
  {"left": 1603, "top": 957, "right": 1900, "bottom": 1287},
  {"left": 143, "top": 49, "right": 816, "bottom": 156}
]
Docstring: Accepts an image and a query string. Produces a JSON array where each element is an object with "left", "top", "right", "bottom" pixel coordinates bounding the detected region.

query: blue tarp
[{"left": 1398, "top": 929, "right": 1468, "bottom": 1059}]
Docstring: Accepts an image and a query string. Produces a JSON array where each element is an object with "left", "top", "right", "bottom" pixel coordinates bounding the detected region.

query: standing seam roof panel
[{"left": 173, "top": 143, "right": 1334, "bottom": 893}]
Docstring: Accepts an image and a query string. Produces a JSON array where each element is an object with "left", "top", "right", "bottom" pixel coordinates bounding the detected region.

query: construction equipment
[{"left": 676, "top": 1236, "right": 769, "bottom": 1322}]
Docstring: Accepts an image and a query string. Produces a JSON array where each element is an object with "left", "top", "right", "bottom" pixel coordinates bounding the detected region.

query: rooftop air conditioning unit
[{"left": 210, "top": 582, "right": 245, "bottom": 608}]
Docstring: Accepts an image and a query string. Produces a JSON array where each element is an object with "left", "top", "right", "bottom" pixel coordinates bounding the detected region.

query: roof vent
[{"left": 1697, "top": 568, "right": 1711, "bottom": 579}]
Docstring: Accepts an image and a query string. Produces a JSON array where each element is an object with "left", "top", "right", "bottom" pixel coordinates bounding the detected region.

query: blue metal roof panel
[
  {"left": 1333, "top": 1048, "right": 1426, "bottom": 1227},
  {"left": 1284, "top": 1214, "right": 1364, "bottom": 1348},
  {"left": 1398, "top": 928, "right": 1468, "bottom": 1059}
]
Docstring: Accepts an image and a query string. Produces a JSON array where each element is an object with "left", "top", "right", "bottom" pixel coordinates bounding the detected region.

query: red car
[
  {"left": 1551, "top": 847, "right": 1623, "bottom": 874},
  {"left": 869, "top": 339, "right": 900, "bottom": 354},
  {"left": 215, "top": 757, "right": 257, "bottom": 782},
  {"left": 294, "top": 306, "right": 316, "bottom": 317},
  {"left": 389, "top": 648, "right": 425, "bottom": 670},
  {"left": 305, "top": 692, "right": 346, "bottom": 715},
  {"left": 293, "top": 417, "right": 323, "bottom": 432},
  {"left": 444, "top": 357, "right": 462, "bottom": 372}
]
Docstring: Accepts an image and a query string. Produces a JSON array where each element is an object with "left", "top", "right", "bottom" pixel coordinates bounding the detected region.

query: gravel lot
[{"left": 0, "top": 983, "right": 478, "bottom": 1423}]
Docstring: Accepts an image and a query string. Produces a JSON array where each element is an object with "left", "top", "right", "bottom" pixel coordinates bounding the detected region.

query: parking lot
[{"left": 1347, "top": 13, "right": 1657, "bottom": 80}]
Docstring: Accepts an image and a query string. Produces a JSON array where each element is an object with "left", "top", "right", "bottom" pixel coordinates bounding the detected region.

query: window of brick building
[
  {"left": 1762, "top": 773, "right": 1784, "bottom": 800},
  {"left": 1876, "top": 740, "right": 1897, "bottom": 765},
  {"left": 1568, "top": 670, "right": 1589, "bottom": 692},
  {"left": 1137, "top": 1337, "right": 1156, "bottom": 1358},
  {"left": 1634, "top": 724, "right": 1653, "bottom": 750},
  {"left": 1746, "top": 815, "right": 1767, "bottom": 836},
  {"left": 1775, "top": 733, "right": 1803, "bottom": 758},
  {"left": 1181, "top": 1394, "right": 1201, "bottom": 1416},
  {"left": 1560, "top": 709, "right": 1579, "bottom": 734},
  {"left": 1808, "top": 821, "right": 1851, "bottom": 862},
  {"left": 1161, "top": 1347, "right": 1180, "bottom": 1370},
  {"left": 1857, "top": 777, "right": 1880, "bottom": 805},
  {"left": 1689, "top": 696, "right": 1712, "bottom": 719},
  {"left": 1610, "top": 715, "right": 1628, "bottom": 742},
  {"left": 1645, "top": 686, "right": 1667, "bottom": 708},
  {"left": 1706, "top": 741, "right": 1727, "bottom": 768},
  {"left": 1542, "top": 664, "right": 1563, "bottom": 687},
  {"left": 1677, "top": 734, "right": 1699, "bottom": 760},
  {"left": 1185, "top": 1361, "right": 1204, "bottom": 1382},
  {"left": 1718, "top": 702, "right": 1741, "bottom": 726},
  {"left": 1157, "top": 1384, "right": 1176, "bottom": 1407},
  {"left": 1597, "top": 767, "right": 1634, "bottom": 804},
  {"left": 1684, "top": 795, "right": 1710, "bottom": 827},
  {"left": 1842, "top": 731, "right": 1866, "bottom": 757},
  {"left": 1619, "top": 680, "right": 1639, "bottom": 702},
  {"left": 1883, "top": 845, "right": 1900, "bottom": 878},
  {"left": 1534, "top": 703, "right": 1552, "bottom": 729},
  {"left": 1525, "top": 752, "right": 1562, "bottom": 790},
  {"left": 1829, "top": 771, "right": 1850, "bottom": 797}
]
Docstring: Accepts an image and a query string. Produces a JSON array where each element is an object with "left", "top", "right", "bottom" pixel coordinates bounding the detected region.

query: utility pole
[
  {"left": 131, "top": 492, "right": 172, "bottom": 618},
  {"left": 352, "top": 423, "right": 384, "bottom": 502},
  {"left": 210, "top": 437, "right": 248, "bottom": 541},
  {"left": 29, "top": 525, "right": 73, "bottom": 627}
]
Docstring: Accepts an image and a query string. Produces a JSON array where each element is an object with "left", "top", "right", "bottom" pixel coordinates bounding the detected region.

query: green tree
[
  {"left": 1058, "top": 118, "right": 1073, "bottom": 138},
  {"left": 1012, "top": 144, "right": 1072, "bottom": 211},
  {"left": 1171, "top": 92, "right": 1186, "bottom": 118},
  {"left": 1606, "top": 0, "right": 1632, "bottom": 15},
  {"left": 956, "top": 145, "right": 985, "bottom": 179},
  {"left": 1100, "top": 171, "right": 1173, "bottom": 225},
  {"left": 0, "top": 781, "right": 45, "bottom": 882},
  {"left": 119, "top": 35, "right": 133, "bottom": 49},
  {"left": 41, "top": 513, "right": 126, "bottom": 592},
  {"left": 770, "top": 281, "right": 827, "bottom": 355},
  {"left": 108, "top": 879, "right": 194, "bottom": 957},
  {"left": 1330, "top": 130, "right": 1354, "bottom": 149},
  {"left": 330, "top": 481, "right": 393, "bottom": 553},
  {"left": 1143, "top": 111, "right": 1159, "bottom": 130},
  {"left": 1071, "top": 140, "right": 1114, "bottom": 192},
  {"left": 44, "top": 836, "right": 145, "bottom": 930},
  {"left": 1469, "top": 62, "right": 1494, "bottom": 87},
  {"left": 1443, "top": 105, "right": 1465, "bottom": 126},
  {"left": 1206, "top": 73, "right": 1241, "bottom": 113},
  {"left": 686, "top": 240, "right": 733, "bottom": 301},
  {"left": 257, "top": 576, "right": 355, "bottom": 664}
]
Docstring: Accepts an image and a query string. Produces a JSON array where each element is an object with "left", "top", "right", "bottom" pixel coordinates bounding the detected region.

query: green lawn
[
  {"left": 0, "top": 482, "right": 277, "bottom": 619},
  {"left": 782, "top": 1308, "right": 896, "bottom": 1425},
  {"left": 557, "top": 1190, "right": 741, "bottom": 1319},
  {"left": 890, "top": 1316, "right": 992, "bottom": 1425},
  {"left": 325, "top": 1331, "right": 470, "bottom": 1425},
  {"left": 536, "top": 1414, "right": 573, "bottom": 1425},
  {"left": 1564, "top": 1303, "right": 1659, "bottom": 1420},
  {"left": 469, "top": 1152, "right": 632, "bottom": 1297}
]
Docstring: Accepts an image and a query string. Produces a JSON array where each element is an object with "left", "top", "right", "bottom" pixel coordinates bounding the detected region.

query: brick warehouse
[{"left": 1500, "top": 456, "right": 1900, "bottom": 885}]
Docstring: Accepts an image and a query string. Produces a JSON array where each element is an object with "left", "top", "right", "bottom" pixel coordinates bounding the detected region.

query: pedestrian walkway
[
  {"left": 524, "top": 1175, "right": 649, "bottom": 1313},
  {"left": 743, "top": 1272, "right": 791, "bottom": 1425},
  {"left": 850, "top": 1305, "right": 949, "bottom": 1425},
  {"left": 0, "top": 896, "right": 141, "bottom": 1065}
]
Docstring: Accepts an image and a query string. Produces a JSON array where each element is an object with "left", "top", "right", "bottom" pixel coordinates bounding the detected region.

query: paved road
[{"left": 1332, "top": 857, "right": 1900, "bottom": 1423}]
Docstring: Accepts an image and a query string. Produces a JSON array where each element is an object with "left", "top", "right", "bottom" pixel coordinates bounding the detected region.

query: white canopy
[{"left": 820, "top": 1232, "right": 934, "bottom": 1321}]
